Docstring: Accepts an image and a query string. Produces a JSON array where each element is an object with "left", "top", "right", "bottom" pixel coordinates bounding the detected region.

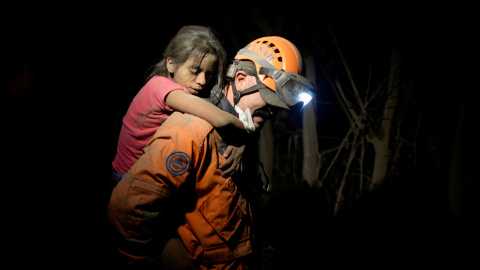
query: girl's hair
[{"left": 146, "top": 25, "right": 227, "bottom": 90}]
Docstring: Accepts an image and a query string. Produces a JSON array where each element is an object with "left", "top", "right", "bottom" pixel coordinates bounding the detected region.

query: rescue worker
[{"left": 107, "top": 36, "right": 316, "bottom": 269}]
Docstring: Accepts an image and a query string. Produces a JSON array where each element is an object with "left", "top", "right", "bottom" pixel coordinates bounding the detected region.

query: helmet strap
[
  {"left": 233, "top": 76, "right": 266, "bottom": 105},
  {"left": 232, "top": 81, "right": 240, "bottom": 105}
]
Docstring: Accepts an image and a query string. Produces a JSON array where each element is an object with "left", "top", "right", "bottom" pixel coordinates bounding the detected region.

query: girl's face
[{"left": 167, "top": 54, "right": 217, "bottom": 95}]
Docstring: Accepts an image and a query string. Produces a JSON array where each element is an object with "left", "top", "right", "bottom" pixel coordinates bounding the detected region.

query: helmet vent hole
[
  {"left": 274, "top": 49, "right": 280, "bottom": 53},
  {"left": 278, "top": 57, "right": 283, "bottom": 62},
  {"left": 268, "top": 43, "right": 275, "bottom": 48},
  {"left": 262, "top": 41, "right": 268, "bottom": 44}
]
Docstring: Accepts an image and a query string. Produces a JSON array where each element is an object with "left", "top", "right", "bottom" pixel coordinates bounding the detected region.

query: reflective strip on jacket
[{"left": 107, "top": 111, "right": 257, "bottom": 265}]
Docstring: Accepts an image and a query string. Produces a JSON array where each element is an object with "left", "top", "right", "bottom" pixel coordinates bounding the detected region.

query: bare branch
[
  {"left": 329, "top": 26, "right": 365, "bottom": 109},
  {"left": 335, "top": 79, "right": 359, "bottom": 128},
  {"left": 319, "top": 124, "right": 355, "bottom": 182},
  {"left": 334, "top": 127, "right": 361, "bottom": 217}
]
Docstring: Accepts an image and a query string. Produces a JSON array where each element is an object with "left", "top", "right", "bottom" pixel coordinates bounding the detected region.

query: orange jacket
[{"left": 107, "top": 112, "right": 260, "bottom": 267}]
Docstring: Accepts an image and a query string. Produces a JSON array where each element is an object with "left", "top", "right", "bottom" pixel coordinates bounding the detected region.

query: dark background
[{"left": 3, "top": 2, "right": 477, "bottom": 268}]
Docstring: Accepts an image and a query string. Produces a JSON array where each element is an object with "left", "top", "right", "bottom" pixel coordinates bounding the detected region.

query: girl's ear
[{"left": 166, "top": 58, "right": 176, "bottom": 73}]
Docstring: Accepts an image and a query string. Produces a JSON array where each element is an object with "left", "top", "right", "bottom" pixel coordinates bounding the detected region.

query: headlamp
[{"left": 259, "top": 67, "right": 315, "bottom": 107}]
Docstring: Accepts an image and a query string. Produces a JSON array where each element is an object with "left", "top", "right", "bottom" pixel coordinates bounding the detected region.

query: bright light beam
[{"left": 299, "top": 92, "right": 313, "bottom": 108}]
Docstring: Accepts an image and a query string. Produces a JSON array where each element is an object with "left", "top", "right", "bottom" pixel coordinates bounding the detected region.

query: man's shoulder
[{"left": 161, "top": 112, "right": 214, "bottom": 138}]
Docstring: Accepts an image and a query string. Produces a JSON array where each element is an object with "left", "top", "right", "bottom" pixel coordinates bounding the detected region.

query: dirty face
[{"left": 167, "top": 54, "right": 217, "bottom": 96}]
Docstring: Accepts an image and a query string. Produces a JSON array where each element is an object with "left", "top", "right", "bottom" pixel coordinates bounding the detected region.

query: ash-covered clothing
[
  {"left": 112, "top": 76, "right": 189, "bottom": 174},
  {"left": 107, "top": 112, "right": 264, "bottom": 269}
]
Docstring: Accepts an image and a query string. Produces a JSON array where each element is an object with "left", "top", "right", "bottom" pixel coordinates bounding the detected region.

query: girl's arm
[
  {"left": 166, "top": 90, "right": 249, "bottom": 178},
  {"left": 166, "top": 90, "right": 248, "bottom": 139}
]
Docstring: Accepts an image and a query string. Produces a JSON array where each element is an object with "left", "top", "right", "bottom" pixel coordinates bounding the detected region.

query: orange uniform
[{"left": 107, "top": 111, "right": 262, "bottom": 269}]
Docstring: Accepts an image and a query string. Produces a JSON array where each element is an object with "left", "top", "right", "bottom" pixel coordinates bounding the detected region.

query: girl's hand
[{"left": 219, "top": 145, "right": 245, "bottom": 177}]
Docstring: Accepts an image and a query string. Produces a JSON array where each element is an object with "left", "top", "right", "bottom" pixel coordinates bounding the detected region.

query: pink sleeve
[{"left": 149, "top": 76, "right": 189, "bottom": 112}]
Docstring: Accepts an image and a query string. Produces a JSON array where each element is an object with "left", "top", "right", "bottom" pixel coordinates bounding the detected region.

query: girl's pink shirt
[{"left": 112, "top": 76, "right": 189, "bottom": 174}]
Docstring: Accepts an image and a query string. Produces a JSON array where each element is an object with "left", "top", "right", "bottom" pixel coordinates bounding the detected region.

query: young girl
[{"left": 111, "top": 25, "right": 247, "bottom": 180}]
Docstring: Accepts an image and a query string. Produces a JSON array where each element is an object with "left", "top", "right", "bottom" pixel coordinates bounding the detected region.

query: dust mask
[
  {"left": 235, "top": 105, "right": 255, "bottom": 134},
  {"left": 235, "top": 80, "right": 256, "bottom": 133}
]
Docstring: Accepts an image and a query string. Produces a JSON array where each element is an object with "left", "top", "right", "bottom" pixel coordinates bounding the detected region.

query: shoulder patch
[{"left": 166, "top": 152, "right": 190, "bottom": 175}]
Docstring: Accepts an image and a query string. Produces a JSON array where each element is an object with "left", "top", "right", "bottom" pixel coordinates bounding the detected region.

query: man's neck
[
  {"left": 222, "top": 83, "right": 235, "bottom": 107},
  {"left": 207, "top": 82, "right": 237, "bottom": 117}
]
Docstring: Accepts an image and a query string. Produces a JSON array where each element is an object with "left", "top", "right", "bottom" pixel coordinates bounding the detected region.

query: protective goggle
[{"left": 259, "top": 67, "right": 315, "bottom": 107}]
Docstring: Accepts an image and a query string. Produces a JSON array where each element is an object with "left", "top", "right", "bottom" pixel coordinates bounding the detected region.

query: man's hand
[{"left": 219, "top": 145, "right": 245, "bottom": 177}]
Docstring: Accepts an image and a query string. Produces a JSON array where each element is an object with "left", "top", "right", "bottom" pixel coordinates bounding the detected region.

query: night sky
[{"left": 3, "top": 3, "right": 477, "bottom": 268}]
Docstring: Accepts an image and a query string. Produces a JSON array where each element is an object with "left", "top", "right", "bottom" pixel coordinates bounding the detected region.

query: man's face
[{"left": 237, "top": 75, "right": 275, "bottom": 130}]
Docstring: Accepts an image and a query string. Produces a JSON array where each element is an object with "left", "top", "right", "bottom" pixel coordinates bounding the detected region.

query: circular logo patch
[{"left": 166, "top": 152, "right": 190, "bottom": 175}]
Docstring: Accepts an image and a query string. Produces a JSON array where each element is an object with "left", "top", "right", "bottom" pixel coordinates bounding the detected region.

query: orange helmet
[
  {"left": 233, "top": 36, "right": 315, "bottom": 109},
  {"left": 235, "top": 36, "right": 303, "bottom": 91}
]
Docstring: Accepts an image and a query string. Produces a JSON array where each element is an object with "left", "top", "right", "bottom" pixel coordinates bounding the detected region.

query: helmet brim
[{"left": 258, "top": 88, "right": 290, "bottom": 110}]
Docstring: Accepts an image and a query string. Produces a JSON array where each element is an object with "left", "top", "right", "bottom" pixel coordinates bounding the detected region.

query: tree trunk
[
  {"left": 448, "top": 88, "right": 478, "bottom": 228},
  {"left": 302, "top": 55, "right": 319, "bottom": 187},
  {"left": 368, "top": 136, "right": 390, "bottom": 192},
  {"left": 367, "top": 49, "right": 401, "bottom": 192}
]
